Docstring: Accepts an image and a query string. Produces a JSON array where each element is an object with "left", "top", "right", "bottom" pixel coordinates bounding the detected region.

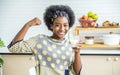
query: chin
[{"left": 58, "top": 35, "right": 65, "bottom": 39}]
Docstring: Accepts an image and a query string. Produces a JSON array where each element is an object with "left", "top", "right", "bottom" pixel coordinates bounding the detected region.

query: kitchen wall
[{"left": 0, "top": 0, "right": 120, "bottom": 52}]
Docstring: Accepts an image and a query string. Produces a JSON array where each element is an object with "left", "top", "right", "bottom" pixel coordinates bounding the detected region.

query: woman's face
[{"left": 51, "top": 16, "right": 69, "bottom": 40}]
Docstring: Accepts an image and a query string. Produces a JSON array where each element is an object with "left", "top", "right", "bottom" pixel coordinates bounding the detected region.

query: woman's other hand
[
  {"left": 26, "top": 17, "right": 41, "bottom": 27},
  {"left": 72, "top": 41, "right": 82, "bottom": 53}
]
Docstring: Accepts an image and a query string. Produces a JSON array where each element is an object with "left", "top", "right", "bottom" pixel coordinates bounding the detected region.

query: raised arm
[
  {"left": 11, "top": 17, "right": 41, "bottom": 45},
  {"left": 73, "top": 48, "right": 82, "bottom": 75},
  {"left": 73, "top": 43, "right": 82, "bottom": 75}
]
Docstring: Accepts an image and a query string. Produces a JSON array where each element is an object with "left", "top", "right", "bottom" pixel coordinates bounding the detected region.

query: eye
[
  {"left": 64, "top": 24, "right": 69, "bottom": 27},
  {"left": 55, "top": 24, "right": 60, "bottom": 27}
]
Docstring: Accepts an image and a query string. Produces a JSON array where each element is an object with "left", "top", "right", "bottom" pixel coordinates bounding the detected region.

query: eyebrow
[
  {"left": 54, "top": 22, "right": 60, "bottom": 24},
  {"left": 54, "top": 22, "right": 68, "bottom": 25}
]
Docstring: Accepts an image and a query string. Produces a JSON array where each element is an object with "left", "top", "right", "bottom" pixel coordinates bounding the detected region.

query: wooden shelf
[
  {"left": 74, "top": 26, "right": 120, "bottom": 36},
  {"left": 74, "top": 26, "right": 120, "bottom": 48},
  {"left": 81, "top": 42, "right": 120, "bottom": 48}
]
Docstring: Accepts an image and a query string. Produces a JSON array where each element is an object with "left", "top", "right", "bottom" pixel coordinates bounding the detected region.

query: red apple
[
  {"left": 90, "top": 22, "right": 95, "bottom": 27},
  {"left": 87, "top": 17, "right": 93, "bottom": 21},
  {"left": 82, "top": 22, "right": 89, "bottom": 27},
  {"left": 81, "top": 15, "right": 88, "bottom": 20}
]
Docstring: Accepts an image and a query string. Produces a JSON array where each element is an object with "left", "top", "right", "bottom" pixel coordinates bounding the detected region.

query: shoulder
[
  {"left": 29, "top": 34, "right": 47, "bottom": 39},
  {"left": 39, "top": 34, "right": 47, "bottom": 38}
]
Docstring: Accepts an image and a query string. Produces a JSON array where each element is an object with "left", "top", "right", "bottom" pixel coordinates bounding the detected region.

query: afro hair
[{"left": 43, "top": 5, "right": 75, "bottom": 31}]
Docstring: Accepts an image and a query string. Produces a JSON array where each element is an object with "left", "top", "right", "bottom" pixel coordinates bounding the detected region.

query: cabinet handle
[
  {"left": 114, "top": 58, "right": 119, "bottom": 61},
  {"left": 106, "top": 57, "right": 112, "bottom": 61}
]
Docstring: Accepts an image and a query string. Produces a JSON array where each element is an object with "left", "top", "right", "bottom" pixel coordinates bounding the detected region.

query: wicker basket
[{"left": 79, "top": 19, "right": 96, "bottom": 27}]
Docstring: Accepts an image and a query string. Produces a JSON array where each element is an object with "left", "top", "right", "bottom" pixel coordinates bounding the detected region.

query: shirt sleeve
[{"left": 8, "top": 34, "right": 40, "bottom": 53}]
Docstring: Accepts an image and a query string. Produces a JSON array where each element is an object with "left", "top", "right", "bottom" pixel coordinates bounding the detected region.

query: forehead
[{"left": 54, "top": 17, "right": 69, "bottom": 23}]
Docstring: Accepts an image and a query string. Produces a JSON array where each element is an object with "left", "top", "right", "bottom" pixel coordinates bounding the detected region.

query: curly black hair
[{"left": 43, "top": 5, "right": 75, "bottom": 31}]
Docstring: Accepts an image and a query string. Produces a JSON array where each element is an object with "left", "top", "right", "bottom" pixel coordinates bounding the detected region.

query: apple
[
  {"left": 87, "top": 17, "right": 93, "bottom": 20},
  {"left": 82, "top": 22, "right": 89, "bottom": 27},
  {"left": 88, "top": 11, "right": 93, "bottom": 17},
  {"left": 81, "top": 15, "right": 88, "bottom": 20},
  {"left": 92, "top": 14, "right": 98, "bottom": 20},
  {"left": 90, "top": 22, "right": 95, "bottom": 27}
]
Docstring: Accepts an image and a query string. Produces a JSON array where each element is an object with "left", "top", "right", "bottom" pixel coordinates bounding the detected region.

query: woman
[{"left": 8, "top": 5, "right": 82, "bottom": 75}]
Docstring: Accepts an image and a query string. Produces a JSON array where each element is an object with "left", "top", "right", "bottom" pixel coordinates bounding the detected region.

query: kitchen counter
[{"left": 0, "top": 49, "right": 120, "bottom": 55}]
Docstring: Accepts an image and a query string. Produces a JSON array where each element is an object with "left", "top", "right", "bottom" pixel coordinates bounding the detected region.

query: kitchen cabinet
[
  {"left": 113, "top": 56, "right": 120, "bottom": 75},
  {"left": 74, "top": 26, "right": 120, "bottom": 48},
  {"left": 2, "top": 55, "right": 36, "bottom": 75},
  {"left": 1, "top": 54, "right": 120, "bottom": 75},
  {"left": 81, "top": 55, "right": 120, "bottom": 75}
]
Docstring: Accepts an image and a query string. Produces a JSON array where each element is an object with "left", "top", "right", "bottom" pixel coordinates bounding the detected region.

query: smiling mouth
[{"left": 58, "top": 32, "right": 65, "bottom": 35}]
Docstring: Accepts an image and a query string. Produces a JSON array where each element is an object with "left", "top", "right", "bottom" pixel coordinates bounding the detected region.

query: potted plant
[
  {"left": 0, "top": 38, "right": 5, "bottom": 47},
  {"left": 0, "top": 57, "right": 3, "bottom": 75},
  {"left": 0, "top": 58, "right": 3, "bottom": 65},
  {"left": 0, "top": 38, "right": 5, "bottom": 65}
]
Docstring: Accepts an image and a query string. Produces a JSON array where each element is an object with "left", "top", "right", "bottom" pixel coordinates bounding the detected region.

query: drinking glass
[{"left": 69, "top": 36, "right": 80, "bottom": 48}]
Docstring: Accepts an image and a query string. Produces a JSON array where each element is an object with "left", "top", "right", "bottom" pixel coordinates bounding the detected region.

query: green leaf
[
  {"left": 0, "top": 38, "right": 5, "bottom": 47},
  {"left": 0, "top": 58, "right": 3, "bottom": 65}
]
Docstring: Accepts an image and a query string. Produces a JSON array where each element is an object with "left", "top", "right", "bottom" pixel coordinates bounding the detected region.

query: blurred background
[{"left": 0, "top": 0, "right": 120, "bottom": 52}]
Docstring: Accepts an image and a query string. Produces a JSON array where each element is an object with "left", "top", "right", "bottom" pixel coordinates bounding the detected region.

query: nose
[{"left": 60, "top": 25, "right": 64, "bottom": 31}]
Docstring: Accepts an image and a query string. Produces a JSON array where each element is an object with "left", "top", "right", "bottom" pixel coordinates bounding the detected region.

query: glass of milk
[{"left": 69, "top": 36, "right": 80, "bottom": 48}]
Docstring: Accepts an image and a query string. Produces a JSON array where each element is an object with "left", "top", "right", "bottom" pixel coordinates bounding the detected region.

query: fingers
[
  {"left": 26, "top": 17, "right": 42, "bottom": 27},
  {"left": 73, "top": 47, "right": 81, "bottom": 53},
  {"left": 34, "top": 17, "right": 41, "bottom": 25},
  {"left": 73, "top": 46, "right": 81, "bottom": 49},
  {"left": 72, "top": 43, "right": 82, "bottom": 53}
]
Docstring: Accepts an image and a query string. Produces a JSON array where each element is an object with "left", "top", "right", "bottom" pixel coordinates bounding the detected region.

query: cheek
[
  {"left": 52, "top": 27, "right": 59, "bottom": 32},
  {"left": 66, "top": 27, "right": 69, "bottom": 30},
  {"left": 65, "top": 27, "right": 69, "bottom": 32}
]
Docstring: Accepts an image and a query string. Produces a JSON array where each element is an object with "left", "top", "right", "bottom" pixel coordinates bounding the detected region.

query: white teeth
[{"left": 59, "top": 32, "right": 64, "bottom": 34}]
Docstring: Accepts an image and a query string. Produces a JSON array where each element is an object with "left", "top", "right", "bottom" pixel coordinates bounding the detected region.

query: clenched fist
[{"left": 26, "top": 17, "right": 41, "bottom": 27}]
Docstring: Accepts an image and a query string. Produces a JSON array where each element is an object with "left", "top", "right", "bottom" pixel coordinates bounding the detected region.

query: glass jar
[{"left": 85, "top": 36, "right": 94, "bottom": 45}]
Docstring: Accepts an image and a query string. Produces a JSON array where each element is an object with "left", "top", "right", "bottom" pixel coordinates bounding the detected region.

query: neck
[{"left": 51, "top": 35, "right": 64, "bottom": 41}]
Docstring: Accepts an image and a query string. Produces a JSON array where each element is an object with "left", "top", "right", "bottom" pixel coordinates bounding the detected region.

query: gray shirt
[{"left": 8, "top": 34, "right": 76, "bottom": 75}]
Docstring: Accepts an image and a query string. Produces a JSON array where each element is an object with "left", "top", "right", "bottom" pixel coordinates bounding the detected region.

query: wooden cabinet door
[
  {"left": 81, "top": 56, "right": 112, "bottom": 75},
  {"left": 2, "top": 55, "right": 36, "bottom": 75},
  {"left": 113, "top": 56, "right": 120, "bottom": 75}
]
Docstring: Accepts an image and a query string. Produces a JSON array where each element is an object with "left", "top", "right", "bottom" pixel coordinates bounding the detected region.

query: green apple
[
  {"left": 92, "top": 14, "right": 98, "bottom": 20},
  {"left": 87, "top": 11, "right": 93, "bottom": 17}
]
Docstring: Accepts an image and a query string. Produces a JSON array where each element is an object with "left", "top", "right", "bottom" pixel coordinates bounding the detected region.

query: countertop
[
  {"left": 0, "top": 46, "right": 120, "bottom": 55},
  {"left": 0, "top": 49, "right": 120, "bottom": 55}
]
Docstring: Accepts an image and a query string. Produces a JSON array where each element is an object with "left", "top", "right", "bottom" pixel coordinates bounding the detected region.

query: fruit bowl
[
  {"left": 79, "top": 11, "right": 98, "bottom": 27},
  {"left": 79, "top": 19, "right": 96, "bottom": 27}
]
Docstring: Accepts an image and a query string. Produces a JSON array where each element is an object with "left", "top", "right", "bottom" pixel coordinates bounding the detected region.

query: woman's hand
[
  {"left": 11, "top": 17, "right": 41, "bottom": 45},
  {"left": 26, "top": 17, "right": 41, "bottom": 27},
  {"left": 72, "top": 41, "right": 82, "bottom": 53}
]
